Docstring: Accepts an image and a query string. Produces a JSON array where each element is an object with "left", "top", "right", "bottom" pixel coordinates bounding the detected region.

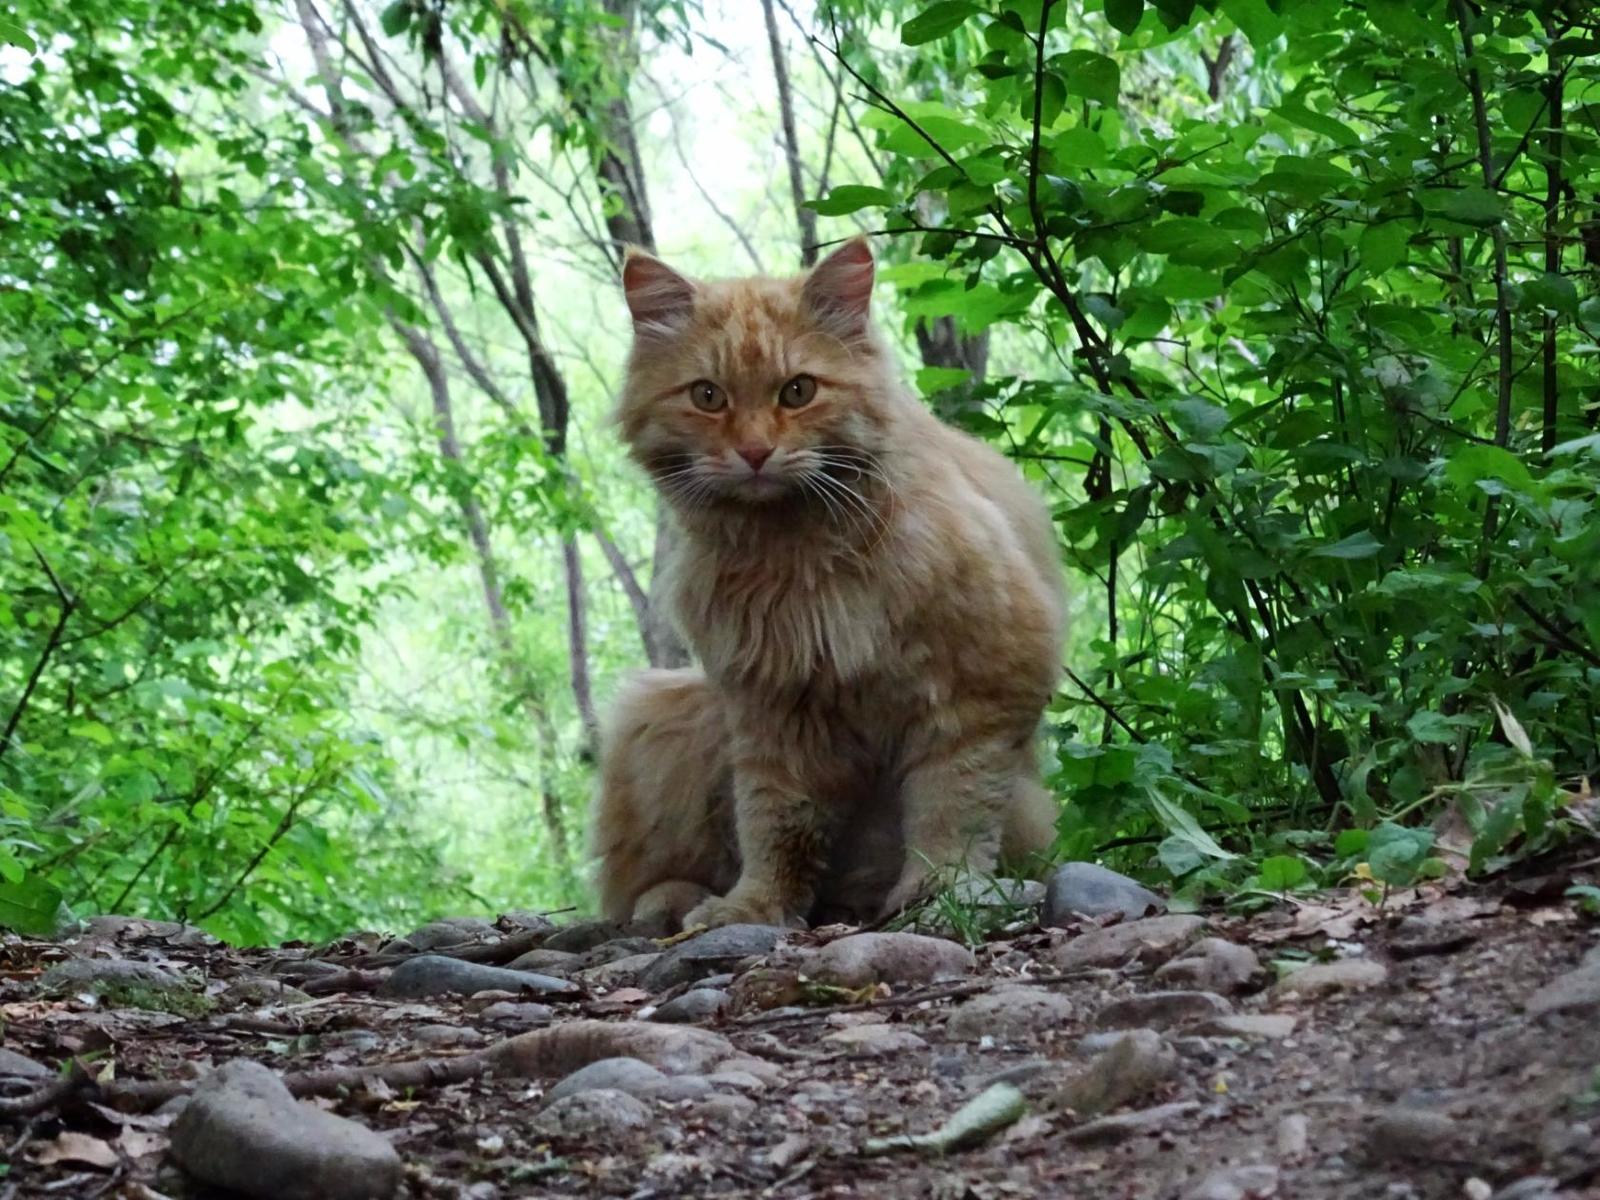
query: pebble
[
  {"left": 170, "top": 1060, "right": 400, "bottom": 1200},
  {"left": 704, "top": 1069, "right": 766, "bottom": 1093},
  {"left": 1043, "top": 863, "right": 1165, "bottom": 926},
  {"left": 413, "top": 1024, "right": 486, "bottom": 1049},
  {"left": 578, "top": 937, "right": 660, "bottom": 967},
  {"left": 0, "top": 1048, "right": 49, "bottom": 1077},
  {"left": 1271, "top": 958, "right": 1388, "bottom": 1000},
  {"left": 946, "top": 877, "right": 1047, "bottom": 910},
  {"left": 1364, "top": 1105, "right": 1461, "bottom": 1162},
  {"left": 1052, "top": 1029, "right": 1177, "bottom": 1117},
  {"left": 543, "top": 1057, "right": 669, "bottom": 1103},
  {"left": 377, "top": 956, "right": 576, "bottom": 1000},
  {"left": 1524, "top": 963, "right": 1600, "bottom": 1017},
  {"left": 1064, "top": 1100, "right": 1201, "bottom": 1145},
  {"left": 488, "top": 1018, "right": 734, "bottom": 1077},
  {"left": 806, "top": 931, "right": 974, "bottom": 988},
  {"left": 1199, "top": 1014, "right": 1297, "bottom": 1040},
  {"left": 1052, "top": 915, "right": 1206, "bottom": 970},
  {"left": 217, "top": 977, "right": 313, "bottom": 1008},
  {"left": 821, "top": 1023, "right": 929, "bottom": 1055},
  {"left": 38, "top": 957, "right": 188, "bottom": 996},
  {"left": 1096, "top": 990, "right": 1232, "bottom": 1030},
  {"left": 1155, "top": 939, "right": 1261, "bottom": 995},
  {"left": 690, "top": 1093, "right": 757, "bottom": 1125},
  {"left": 1463, "top": 1180, "right": 1492, "bottom": 1200},
  {"left": 79, "top": 916, "right": 213, "bottom": 946},
  {"left": 946, "top": 985, "right": 1074, "bottom": 1040},
  {"left": 476, "top": 1001, "right": 554, "bottom": 1027},
  {"left": 1186, "top": 1164, "right": 1279, "bottom": 1199},
  {"left": 531, "top": 1088, "right": 650, "bottom": 1139},
  {"left": 575, "top": 952, "right": 661, "bottom": 990},
  {"left": 651, "top": 988, "right": 730, "bottom": 1024},
  {"left": 542, "top": 920, "right": 630, "bottom": 953},
  {"left": 1276, "top": 1113, "right": 1309, "bottom": 1158},
  {"left": 639, "top": 925, "right": 789, "bottom": 992},
  {"left": 385, "top": 917, "right": 497, "bottom": 954},
  {"left": 505, "top": 949, "right": 581, "bottom": 976},
  {"left": 1388, "top": 916, "right": 1475, "bottom": 959}
]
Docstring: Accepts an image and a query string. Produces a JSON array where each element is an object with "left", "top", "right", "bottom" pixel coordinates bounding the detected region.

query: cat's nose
[{"left": 737, "top": 446, "right": 773, "bottom": 472}]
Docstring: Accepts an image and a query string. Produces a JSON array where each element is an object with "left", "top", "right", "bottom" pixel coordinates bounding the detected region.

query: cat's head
[{"left": 616, "top": 238, "right": 898, "bottom": 512}]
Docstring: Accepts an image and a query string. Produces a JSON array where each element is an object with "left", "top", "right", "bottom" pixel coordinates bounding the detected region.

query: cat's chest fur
[{"left": 668, "top": 533, "right": 896, "bottom": 693}]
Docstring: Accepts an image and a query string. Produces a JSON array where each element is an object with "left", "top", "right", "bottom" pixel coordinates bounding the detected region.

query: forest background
[{"left": 2, "top": 0, "right": 1597, "bottom": 945}]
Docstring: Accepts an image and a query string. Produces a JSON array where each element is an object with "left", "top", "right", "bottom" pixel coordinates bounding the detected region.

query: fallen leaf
[
  {"left": 35, "top": 1131, "right": 118, "bottom": 1169},
  {"left": 116, "top": 1128, "right": 167, "bottom": 1159},
  {"left": 863, "top": 1082, "right": 1027, "bottom": 1156}
]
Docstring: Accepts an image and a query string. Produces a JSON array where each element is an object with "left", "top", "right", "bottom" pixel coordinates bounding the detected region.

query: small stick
[{"left": 731, "top": 970, "right": 1101, "bottom": 1030}]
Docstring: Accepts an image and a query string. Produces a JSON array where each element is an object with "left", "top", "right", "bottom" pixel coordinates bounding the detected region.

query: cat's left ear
[
  {"left": 623, "top": 247, "right": 696, "bottom": 335},
  {"left": 801, "top": 237, "right": 875, "bottom": 339}
]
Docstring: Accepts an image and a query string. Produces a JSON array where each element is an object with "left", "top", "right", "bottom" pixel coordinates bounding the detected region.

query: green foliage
[{"left": 828, "top": 0, "right": 1600, "bottom": 896}]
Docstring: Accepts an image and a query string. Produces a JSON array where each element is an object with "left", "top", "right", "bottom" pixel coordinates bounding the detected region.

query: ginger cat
[{"left": 592, "top": 238, "right": 1065, "bottom": 930}]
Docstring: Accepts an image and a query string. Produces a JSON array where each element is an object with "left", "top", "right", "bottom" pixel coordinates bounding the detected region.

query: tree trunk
[{"left": 762, "top": 0, "right": 818, "bottom": 267}]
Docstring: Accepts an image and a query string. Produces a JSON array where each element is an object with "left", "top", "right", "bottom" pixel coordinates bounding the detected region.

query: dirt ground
[{"left": 2, "top": 853, "right": 1598, "bottom": 1200}]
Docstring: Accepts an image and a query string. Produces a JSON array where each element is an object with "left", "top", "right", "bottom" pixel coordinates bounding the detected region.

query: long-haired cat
[{"left": 592, "top": 238, "right": 1065, "bottom": 930}]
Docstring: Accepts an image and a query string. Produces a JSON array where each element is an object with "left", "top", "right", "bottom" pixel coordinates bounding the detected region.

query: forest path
[{"left": 1, "top": 854, "right": 1598, "bottom": 1200}]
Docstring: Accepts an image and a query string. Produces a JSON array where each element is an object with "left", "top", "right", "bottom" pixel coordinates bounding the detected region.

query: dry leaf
[
  {"left": 116, "top": 1128, "right": 167, "bottom": 1159},
  {"left": 35, "top": 1131, "right": 119, "bottom": 1169}
]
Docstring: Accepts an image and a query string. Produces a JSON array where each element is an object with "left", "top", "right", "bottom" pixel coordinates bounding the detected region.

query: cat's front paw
[{"left": 685, "top": 889, "right": 806, "bottom": 930}]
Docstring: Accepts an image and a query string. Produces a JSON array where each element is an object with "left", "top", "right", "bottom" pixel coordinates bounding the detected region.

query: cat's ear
[
  {"left": 802, "top": 237, "right": 875, "bottom": 339},
  {"left": 622, "top": 247, "right": 695, "bottom": 334}
]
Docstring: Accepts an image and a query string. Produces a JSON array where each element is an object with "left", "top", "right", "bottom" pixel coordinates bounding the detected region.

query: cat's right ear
[{"left": 623, "top": 248, "right": 695, "bottom": 335}]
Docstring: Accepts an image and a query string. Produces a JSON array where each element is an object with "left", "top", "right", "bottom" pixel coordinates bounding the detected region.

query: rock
[
  {"left": 0, "top": 1048, "right": 49, "bottom": 1078},
  {"left": 575, "top": 953, "right": 661, "bottom": 991},
  {"left": 1525, "top": 963, "right": 1600, "bottom": 1017},
  {"left": 1364, "top": 1106, "right": 1462, "bottom": 1162},
  {"left": 38, "top": 957, "right": 188, "bottom": 996},
  {"left": 531, "top": 1089, "right": 650, "bottom": 1139},
  {"left": 1155, "top": 939, "right": 1261, "bottom": 995},
  {"left": 806, "top": 932, "right": 974, "bottom": 988},
  {"left": 1064, "top": 1100, "right": 1201, "bottom": 1145},
  {"left": 946, "top": 985, "right": 1074, "bottom": 1040},
  {"left": 690, "top": 1093, "right": 757, "bottom": 1125},
  {"left": 414, "top": 1024, "right": 486, "bottom": 1049},
  {"left": 1186, "top": 1164, "right": 1279, "bottom": 1199},
  {"left": 217, "top": 977, "right": 313, "bottom": 1008},
  {"left": 578, "top": 937, "right": 660, "bottom": 967},
  {"left": 1276, "top": 1113, "right": 1309, "bottom": 1159},
  {"left": 946, "top": 877, "right": 1047, "bottom": 910},
  {"left": 79, "top": 916, "right": 214, "bottom": 946},
  {"left": 499, "top": 911, "right": 557, "bottom": 935},
  {"left": 505, "top": 949, "right": 581, "bottom": 976},
  {"left": 170, "top": 1060, "right": 400, "bottom": 1200},
  {"left": 713, "top": 1055, "right": 783, "bottom": 1087},
  {"left": 377, "top": 956, "right": 575, "bottom": 1000},
  {"left": 1271, "top": 958, "right": 1388, "bottom": 1000},
  {"left": 476, "top": 1001, "right": 554, "bottom": 1027},
  {"left": 1051, "top": 1029, "right": 1177, "bottom": 1117},
  {"left": 651, "top": 988, "right": 730, "bottom": 1024},
  {"left": 1052, "top": 915, "right": 1206, "bottom": 970},
  {"left": 704, "top": 1069, "right": 766, "bottom": 1093},
  {"left": 1096, "top": 990, "right": 1232, "bottom": 1030},
  {"left": 1199, "top": 1014, "right": 1298, "bottom": 1040},
  {"left": 821, "top": 1023, "right": 929, "bottom": 1055},
  {"left": 1043, "top": 863, "right": 1165, "bottom": 926},
  {"left": 1388, "top": 916, "right": 1475, "bottom": 959},
  {"left": 543, "top": 1057, "right": 669, "bottom": 1104},
  {"left": 542, "top": 920, "right": 629, "bottom": 953},
  {"left": 385, "top": 917, "right": 497, "bottom": 954},
  {"left": 638, "top": 925, "right": 788, "bottom": 992},
  {"left": 489, "top": 1019, "right": 734, "bottom": 1078}
]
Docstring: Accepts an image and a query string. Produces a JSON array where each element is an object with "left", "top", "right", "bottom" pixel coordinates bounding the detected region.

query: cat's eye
[
  {"left": 688, "top": 380, "right": 727, "bottom": 412},
  {"left": 778, "top": 374, "right": 817, "bottom": 409}
]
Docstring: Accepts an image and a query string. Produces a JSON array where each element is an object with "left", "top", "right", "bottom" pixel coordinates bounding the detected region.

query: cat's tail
[{"left": 590, "top": 667, "right": 738, "bottom": 924}]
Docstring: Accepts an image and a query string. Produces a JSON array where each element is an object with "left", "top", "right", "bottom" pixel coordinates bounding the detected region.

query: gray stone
[
  {"left": 0, "top": 1048, "right": 49, "bottom": 1078},
  {"left": 1043, "top": 863, "right": 1165, "bottom": 926},
  {"left": 946, "top": 985, "right": 1074, "bottom": 1040},
  {"left": 575, "top": 952, "right": 661, "bottom": 991},
  {"left": 1096, "top": 990, "right": 1232, "bottom": 1030},
  {"left": 1052, "top": 1029, "right": 1177, "bottom": 1117},
  {"left": 806, "top": 932, "right": 974, "bottom": 988},
  {"left": 946, "top": 877, "right": 1047, "bottom": 910},
  {"left": 1064, "top": 1100, "right": 1201, "bottom": 1145},
  {"left": 544, "top": 1057, "right": 669, "bottom": 1104},
  {"left": 1199, "top": 1014, "right": 1298, "bottom": 1040},
  {"left": 384, "top": 917, "right": 497, "bottom": 954},
  {"left": 651, "top": 988, "right": 730, "bottom": 1024},
  {"left": 498, "top": 911, "right": 557, "bottom": 935},
  {"left": 1155, "top": 939, "right": 1262, "bottom": 995},
  {"left": 1276, "top": 1113, "right": 1309, "bottom": 1158},
  {"left": 218, "top": 977, "right": 313, "bottom": 1008},
  {"left": 377, "top": 956, "right": 576, "bottom": 1000},
  {"left": 38, "top": 957, "right": 188, "bottom": 996},
  {"left": 1186, "top": 1164, "right": 1280, "bottom": 1200},
  {"left": 531, "top": 1089, "right": 650, "bottom": 1139},
  {"left": 542, "top": 920, "right": 629, "bottom": 953},
  {"left": 703, "top": 1069, "right": 766, "bottom": 1093},
  {"left": 1052, "top": 915, "right": 1206, "bottom": 970},
  {"left": 170, "top": 1060, "right": 400, "bottom": 1200},
  {"left": 821, "top": 1023, "right": 928, "bottom": 1055},
  {"left": 690, "top": 1093, "right": 757, "bottom": 1125},
  {"left": 414, "top": 1024, "right": 485, "bottom": 1049},
  {"left": 1525, "top": 963, "right": 1600, "bottom": 1017},
  {"left": 638, "top": 925, "right": 788, "bottom": 992},
  {"left": 578, "top": 937, "right": 660, "bottom": 967},
  {"left": 476, "top": 1001, "right": 554, "bottom": 1027},
  {"left": 1388, "top": 916, "right": 1475, "bottom": 959},
  {"left": 79, "top": 916, "right": 213, "bottom": 946},
  {"left": 504, "top": 949, "right": 580, "bottom": 976},
  {"left": 1364, "top": 1106, "right": 1462, "bottom": 1162},
  {"left": 1271, "top": 958, "right": 1388, "bottom": 1000},
  {"left": 489, "top": 1018, "right": 733, "bottom": 1078}
]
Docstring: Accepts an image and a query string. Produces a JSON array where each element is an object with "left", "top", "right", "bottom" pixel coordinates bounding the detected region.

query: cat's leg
[
  {"left": 590, "top": 669, "right": 737, "bottom": 925},
  {"left": 880, "top": 736, "right": 1032, "bottom": 916},
  {"left": 683, "top": 745, "right": 832, "bottom": 930},
  {"left": 1000, "top": 772, "right": 1058, "bottom": 873}
]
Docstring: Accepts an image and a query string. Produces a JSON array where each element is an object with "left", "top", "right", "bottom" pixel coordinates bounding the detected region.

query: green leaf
[
  {"left": 0, "top": 876, "right": 65, "bottom": 937},
  {"left": 805, "top": 185, "right": 895, "bottom": 216},
  {"left": 902, "top": 2, "right": 979, "bottom": 45},
  {"left": 1273, "top": 101, "right": 1358, "bottom": 147},
  {"left": 1104, "top": 0, "right": 1143, "bottom": 34},
  {"left": 1366, "top": 822, "right": 1434, "bottom": 886},
  {"left": 1443, "top": 444, "right": 1533, "bottom": 492},
  {"left": 915, "top": 366, "right": 972, "bottom": 395},
  {"left": 0, "top": 19, "right": 36, "bottom": 52},
  {"left": 379, "top": 0, "right": 412, "bottom": 36},
  {"left": 1059, "top": 50, "right": 1120, "bottom": 106},
  {"left": 1437, "top": 187, "right": 1505, "bottom": 228},
  {"left": 1358, "top": 222, "right": 1408, "bottom": 273},
  {"left": 1257, "top": 854, "right": 1308, "bottom": 890},
  {"left": 1522, "top": 272, "right": 1578, "bottom": 317},
  {"left": 1148, "top": 788, "right": 1237, "bottom": 862},
  {"left": 1310, "top": 531, "right": 1382, "bottom": 560}
]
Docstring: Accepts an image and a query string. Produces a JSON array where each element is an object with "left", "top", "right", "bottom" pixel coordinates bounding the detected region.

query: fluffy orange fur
[{"left": 591, "top": 238, "right": 1066, "bottom": 929}]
